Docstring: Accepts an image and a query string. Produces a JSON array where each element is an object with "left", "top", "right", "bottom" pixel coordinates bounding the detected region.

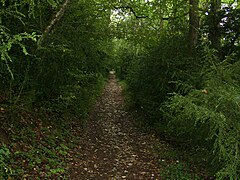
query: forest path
[{"left": 68, "top": 72, "right": 162, "bottom": 179}]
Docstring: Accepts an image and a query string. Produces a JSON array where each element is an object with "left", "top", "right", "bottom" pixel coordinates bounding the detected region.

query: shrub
[{"left": 125, "top": 35, "right": 195, "bottom": 124}]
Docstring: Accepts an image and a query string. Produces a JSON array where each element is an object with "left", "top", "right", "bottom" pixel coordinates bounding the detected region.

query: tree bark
[
  {"left": 208, "top": 0, "right": 221, "bottom": 52},
  {"left": 189, "top": 0, "right": 199, "bottom": 55},
  {"left": 38, "top": 0, "right": 70, "bottom": 46}
]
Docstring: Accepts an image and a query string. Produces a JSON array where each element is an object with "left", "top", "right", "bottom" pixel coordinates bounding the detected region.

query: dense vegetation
[
  {"left": 113, "top": 0, "right": 239, "bottom": 179},
  {"left": 0, "top": 0, "right": 112, "bottom": 178},
  {"left": 0, "top": 0, "right": 239, "bottom": 179}
]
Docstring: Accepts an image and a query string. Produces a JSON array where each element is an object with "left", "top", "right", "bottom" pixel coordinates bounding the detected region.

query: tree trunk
[
  {"left": 189, "top": 0, "right": 199, "bottom": 55},
  {"left": 208, "top": 0, "right": 221, "bottom": 52}
]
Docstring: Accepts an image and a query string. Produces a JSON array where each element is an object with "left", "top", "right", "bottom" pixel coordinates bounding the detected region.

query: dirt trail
[{"left": 69, "top": 73, "right": 162, "bottom": 179}]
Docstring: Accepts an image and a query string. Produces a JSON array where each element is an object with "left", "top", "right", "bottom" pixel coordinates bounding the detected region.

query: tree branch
[
  {"left": 38, "top": 0, "right": 70, "bottom": 46},
  {"left": 114, "top": 5, "right": 189, "bottom": 21},
  {"left": 113, "top": 6, "right": 148, "bottom": 19},
  {"left": 162, "top": 12, "right": 189, "bottom": 20}
]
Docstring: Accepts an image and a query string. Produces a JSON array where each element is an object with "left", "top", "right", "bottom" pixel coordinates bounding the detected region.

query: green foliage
[
  {"left": 0, "top": 0, "right": 60, "bottom": 80},
  {"left": 155, "top": 140, "right": 204, "bottom": 179},
  {"left": 159, "top": 161, "right": 201, "bottom": 180},
  {"left": 3, "top": 114, "right": 76, "bottom": 179},
  {"left": 1, "top": 0, "right": 239, "bottom": 179},
  {"left": 114, "top": 0, "right": 239, "bottom": 178},
  {"left": 112, "top": 39, "right": 138, "bottom": 80},
  {"left": 0, "top": 145, "right": 12, "bottom": 179},
  {"left": 0, "top": 0, "right": 112, "bottom": 178},
  {"left": 122, "top": 36, "right": 240, "bottom": 178},
  {"left": 121, "top": 35, "right": 193, "bottom": 125},
  {"left": 31, "top": 0, "right": 111, "bottom": 118},
  {"left": 220, "top": 6, "right": 240, "bottom": 57},
  {"left": 160, "top": 51, "right": 240, "bottom": 179},
  {"left": 1, "top": 0, "right": 111, "bottom": 112}
]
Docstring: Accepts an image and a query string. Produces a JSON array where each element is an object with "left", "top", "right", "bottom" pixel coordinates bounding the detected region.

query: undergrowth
[
  {"left": 0, "top": 76, "right": 106, "bottom": 179},
  {"left": 0, "top": 109, "right": 76, "bottom": 179}
]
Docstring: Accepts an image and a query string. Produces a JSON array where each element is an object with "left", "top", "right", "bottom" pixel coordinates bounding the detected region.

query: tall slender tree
[
  {"left": 189, "top": 0, "right": 199, "bottom": 55},
  {"left": 208, "top": 0, "right": 221, "bottom": 52}
]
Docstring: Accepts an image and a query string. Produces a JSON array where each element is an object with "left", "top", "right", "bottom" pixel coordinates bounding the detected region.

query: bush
[
  {"left": 121, "top": 33, "right": 240, "bottom": 178},
  {"left": 125, "top": 36, "right": 196, "bottom": 124}
]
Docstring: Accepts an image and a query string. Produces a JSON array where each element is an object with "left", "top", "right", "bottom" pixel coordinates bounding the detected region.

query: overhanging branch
[
  {"left": 113, "top": 5, "right": 189, "bottom": 21},
  {"left": 162, "top": 12, "right": 189, "bottom": 20},
  {"left": 113, "top": 6, "right": 148, "bottom": 19}
]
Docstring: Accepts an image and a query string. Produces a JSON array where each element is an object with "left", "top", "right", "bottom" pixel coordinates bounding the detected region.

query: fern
[{"left": 162, "top": 57, "right": 240, "bottom": 179}]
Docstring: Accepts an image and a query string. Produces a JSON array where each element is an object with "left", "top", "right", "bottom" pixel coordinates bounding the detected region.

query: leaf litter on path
[{"left": 68, "top": 73, "right": 196, "bottom": 179}]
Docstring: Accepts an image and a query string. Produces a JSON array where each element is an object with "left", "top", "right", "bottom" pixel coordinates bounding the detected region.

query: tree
[
  {"left": 189, "top": 0, "right": 199, "bottom": 54},
  {"left": 208, "top": 0, "right": 222, "bottom": 52}
]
